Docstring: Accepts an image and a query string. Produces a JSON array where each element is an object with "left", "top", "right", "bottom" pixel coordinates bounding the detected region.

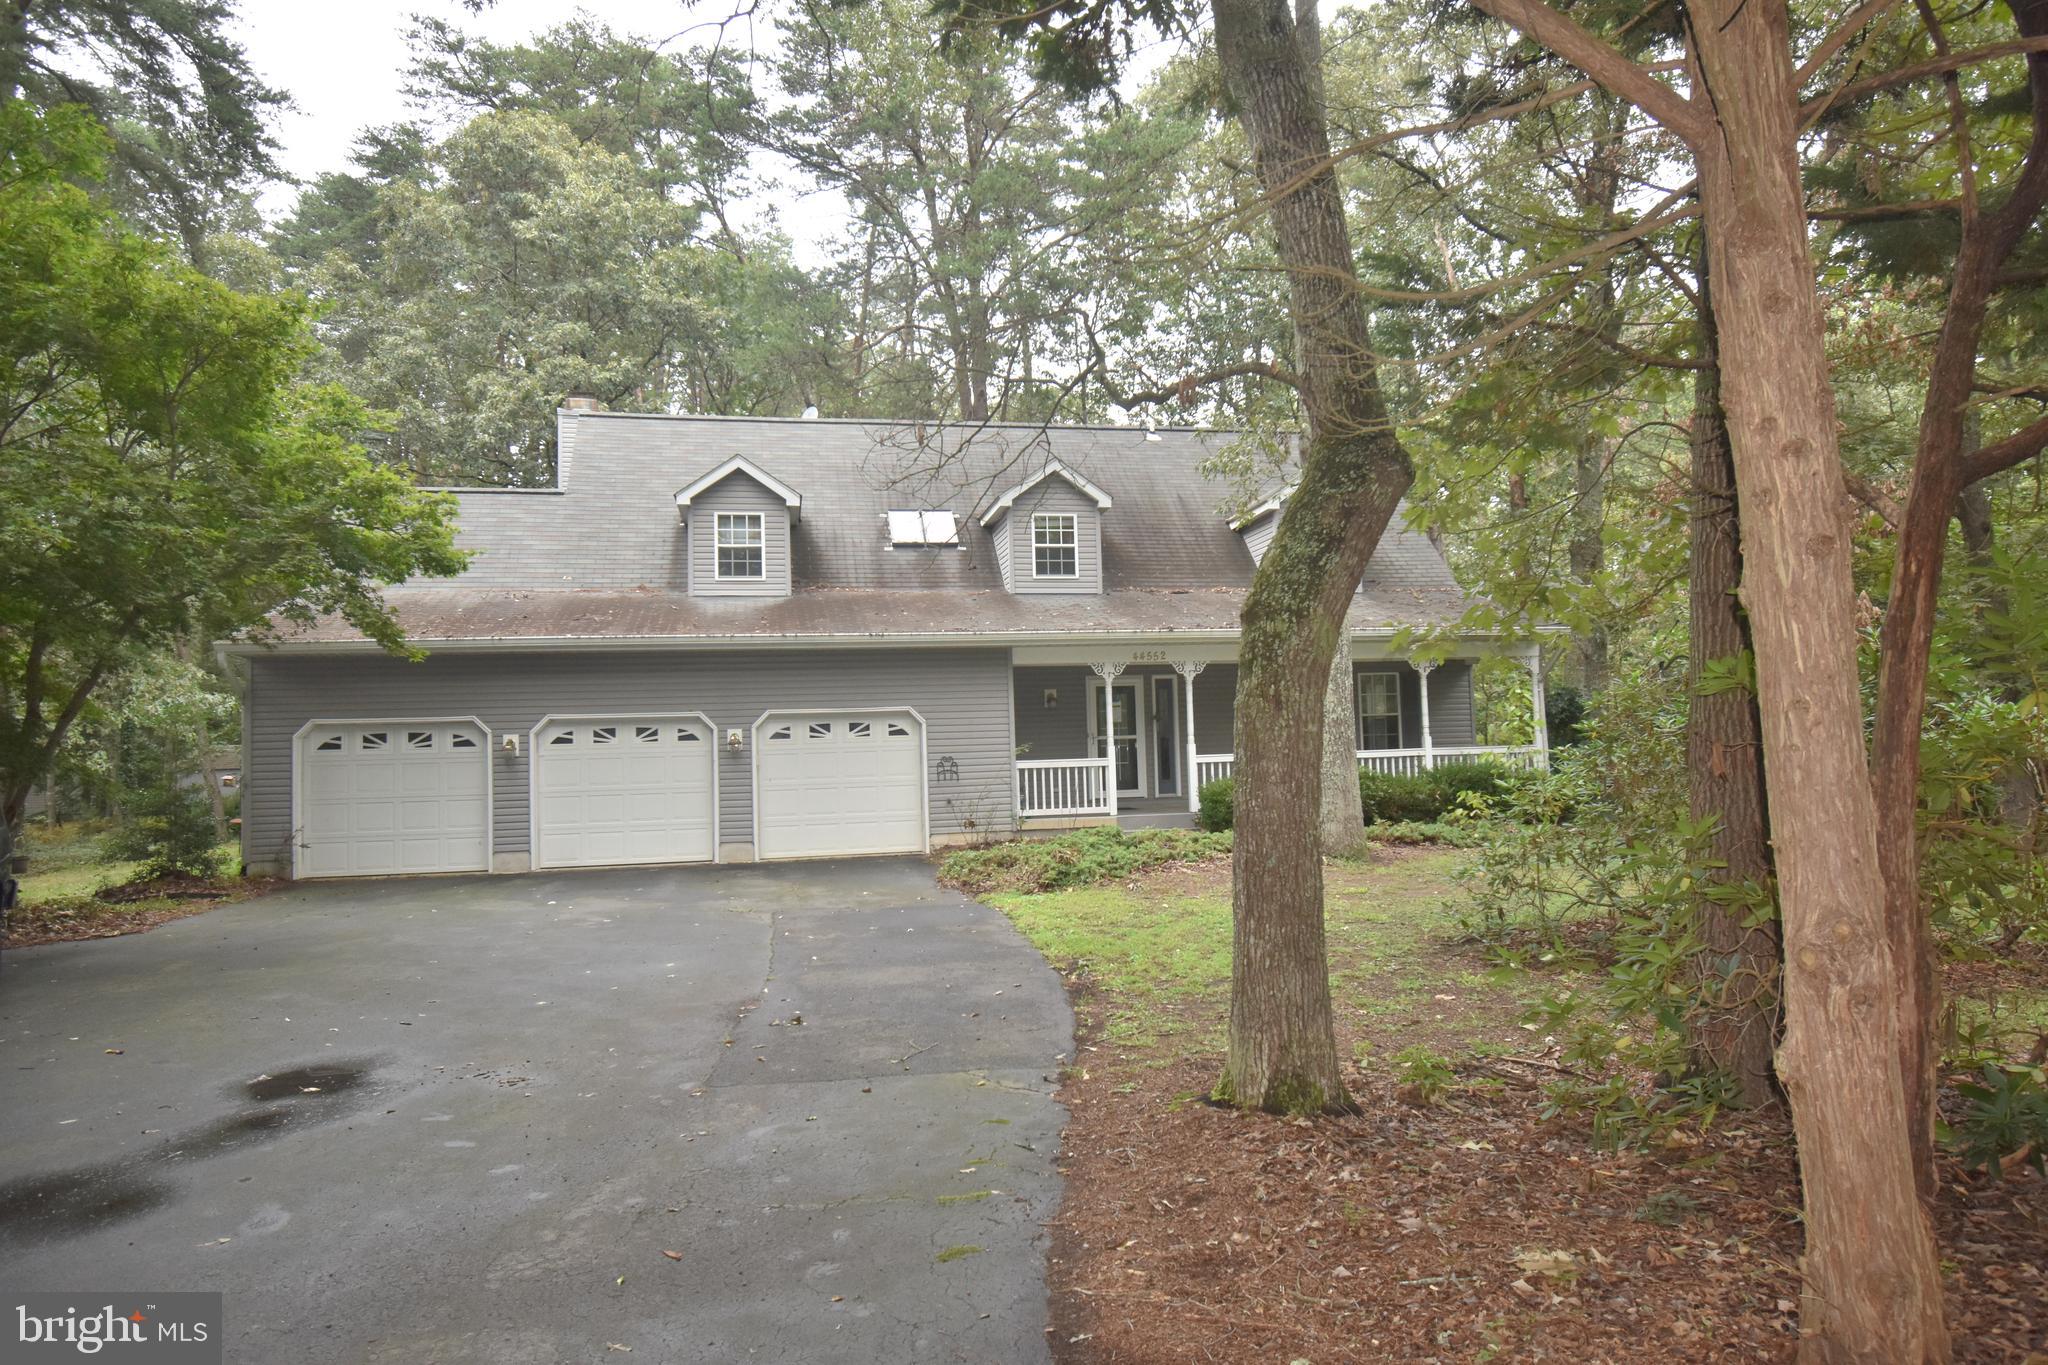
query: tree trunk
[
  {"left": 1320, "top": 634, "right": 1364, "bottom": 852},
  {"left": 1683, "top": 256, "right": 1779, "bottom": 1107},
  {"left": 1569, "top": 432, "right": 1609, "bottom": 692},
  {"left": 1868, "top": 0, "right": 2048, "bottom": 1208},
  {"left": 1210, "top": 0, "right": 1413, "bottom": 1114},
  {"left": 1687, "top": 0, "right": 1948, "bottom": 1355}
]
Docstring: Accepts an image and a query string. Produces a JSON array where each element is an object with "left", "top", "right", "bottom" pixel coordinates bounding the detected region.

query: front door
[{"left": 1090, "top": 680, "right": 1143, "bottom": 795}]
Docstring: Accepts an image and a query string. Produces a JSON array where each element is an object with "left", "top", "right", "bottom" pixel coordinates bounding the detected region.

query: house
[{"left": 222, "top": 407, "right": 1549, "bottom": 879}]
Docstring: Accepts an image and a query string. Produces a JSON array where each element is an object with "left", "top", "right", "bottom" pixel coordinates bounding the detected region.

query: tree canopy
[{"left": 0, "top": 101, "right": 466, "bottom": 837}]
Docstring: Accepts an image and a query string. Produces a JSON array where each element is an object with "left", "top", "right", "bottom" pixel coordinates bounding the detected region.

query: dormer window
[
  {"left": 1033, "top": 513, "right": 1078, "bottom": 578},
  {"left": 716, "top": 512, "right": 765, "bottom": 579}
]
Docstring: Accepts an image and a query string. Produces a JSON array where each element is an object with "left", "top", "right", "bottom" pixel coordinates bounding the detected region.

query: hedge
[{"left": 1195, "top": 760, "right": 1514, "bottom": 832}]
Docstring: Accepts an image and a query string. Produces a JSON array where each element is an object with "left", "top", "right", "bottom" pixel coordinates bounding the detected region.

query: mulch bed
[
  {"left": 1036, "top": 867, "right": 2048, "bottom": 1363},
  {"left": 3, "top": 874, "right": 279, "bottom": 948}
]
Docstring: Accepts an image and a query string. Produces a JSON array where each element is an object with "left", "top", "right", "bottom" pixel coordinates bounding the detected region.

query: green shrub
[
  {"left": 1427, "top": 761, "right": 1511, "bottom": 810},
  {"left": 1950, "top": 1063, "right": 2048, "bottom": 1179},
  {"left": 1393, "top": 1046, "right": 1457, "bottom": 1104},
  {"left": 1197, "top": 777, "right": 1235, "bottom": 832},
  {"left": 938, "top": 826, "right": 1232, "bottom": 895},
  {"left": 1357, "top": 770, "right": 1438, "bottom": 823},
  {"left": 103, "top": 783, "right": 223, "bottom": 880},
  {"left": 1357, "top": 761, "right": 1516, "bottom": 824}
]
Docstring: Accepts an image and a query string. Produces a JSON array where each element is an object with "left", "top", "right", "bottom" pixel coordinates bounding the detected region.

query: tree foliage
[
  {"left": 0, "top": 0, "right": 283, "bottom": 254},
  {"left": 0, "top": 101, "right": 466, "bottom": 841}
]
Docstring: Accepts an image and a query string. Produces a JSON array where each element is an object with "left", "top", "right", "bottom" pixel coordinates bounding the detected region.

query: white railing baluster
[
  {"left": 1355, "top": 745, "right": 1546, "bottom": 775},
  {"left": 1015, "top": 757, "right": 1115, "bottom": 817}
]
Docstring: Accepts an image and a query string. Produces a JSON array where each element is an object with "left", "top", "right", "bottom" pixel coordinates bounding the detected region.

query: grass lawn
[
  {"left": 7, "top": 821, "right": 262, "bottom": 947},
  {"left": 978, "top": 842, "right": 2046, "bottom": 1365}
]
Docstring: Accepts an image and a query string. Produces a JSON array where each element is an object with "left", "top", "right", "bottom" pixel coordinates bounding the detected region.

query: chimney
[{"left": 562, "top": 392, "right": 603, "bottom": 412}]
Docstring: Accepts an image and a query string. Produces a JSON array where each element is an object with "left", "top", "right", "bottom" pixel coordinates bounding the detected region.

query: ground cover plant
[
  {"left": 4, "top": 821, "right": 263, "bottom": 948},
  {"left": 983, "top": 848, "right": 2047, "bottom": 1362},
  {"left": 938, "top": 826, "right": 1233, "bottom": 895}
]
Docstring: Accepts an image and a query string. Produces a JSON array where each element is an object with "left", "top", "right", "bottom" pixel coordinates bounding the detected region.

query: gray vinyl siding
[
  {"left": 1005, "top": 659, "right": 1474, "bottom": 776},
  {"left": 992, "top": 521, "right": 1015, "bottom": 591},
  {"left": 1001, "top": 480, "right": 1103, "bottom": 594},
  {"left": 1194, "top": 666, "right": 1237, "bottom": 754},
  {"left": 1010, "top": 664, "right": 1238, "bottom": 763},
  {"left": 1427, "top": 661, "right": 1477, "bottom": 746},
  {"left": 1240, "top": 514, "right": 1277, "bottom": 564},
  {"left": 1353, "top": 662, "right": 1475, "bottom": 749},
  {"left": 686, "top": 476, "right": 791, "bottom": 596},
  {"left": 242, "top": 647, "right": 1013, "bottom": 872},
  {"left": 1012, "top": 667, "right": 1090, "bottom": 760}
]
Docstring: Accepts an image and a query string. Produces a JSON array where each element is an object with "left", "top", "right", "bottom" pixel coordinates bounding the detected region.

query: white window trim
[
  {"left": 714, "top": 511, "right": 767, "bottom": 580},
  {"left": 1357, "top": 670, "right": 1406, "bottom": 750},
  {"left": 1031, "top": 512, "right": 1079, "bottom": 580}
]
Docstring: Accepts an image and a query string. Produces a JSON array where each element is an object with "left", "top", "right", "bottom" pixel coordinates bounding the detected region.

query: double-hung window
[
  {"left": 715, "top": 512, "right": 765, "bottom": 579},
  {"left": 1357, "top": 672, "right": 1403, "bottom": 750},
  {"left": 1032, "top": 513, "right": 1078, "bottom": 579}
]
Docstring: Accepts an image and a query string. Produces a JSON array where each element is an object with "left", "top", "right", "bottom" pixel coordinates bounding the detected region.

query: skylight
[{"left": 887, "top": 510, "right": 960, "bottom": 546}]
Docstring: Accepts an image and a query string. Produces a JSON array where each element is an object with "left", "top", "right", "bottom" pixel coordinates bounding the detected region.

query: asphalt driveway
[{"left": 0, "top": 859, "right": 1073, "bottom": 1364}]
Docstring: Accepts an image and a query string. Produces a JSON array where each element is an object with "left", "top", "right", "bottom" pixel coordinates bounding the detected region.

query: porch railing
[
  {"left": 1186, "top": 746, "right": 1546, "bottom": 789},
  {"left": 1016, "top": 757, "right": 1114, "bottom": 817},
  {"left": 1357, "top": 745, "right": 1547, "bottom": 775}
]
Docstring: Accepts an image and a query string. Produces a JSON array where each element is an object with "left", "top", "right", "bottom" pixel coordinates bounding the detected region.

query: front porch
[{"left": 1010, "top": 643, "right": 1549, "bottom": 830}]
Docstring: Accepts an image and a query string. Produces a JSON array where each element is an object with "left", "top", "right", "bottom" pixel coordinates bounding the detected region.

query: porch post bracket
[
  {"left": 1089, "top": 660, "right": 1125, "bottom": 818},
  {"left": 1173, "top": 661, "right": 1207, "bottom": 815}
]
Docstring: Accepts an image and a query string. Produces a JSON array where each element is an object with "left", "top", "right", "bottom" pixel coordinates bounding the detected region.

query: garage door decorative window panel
[
  {"left": 530, "top": 714, "right": 717, "bottom": 870},
  {"left": 295, "top": 720, "right": 491, "bottom": 879},
  {"left": 754, "top": 710, "right": 927, "bottom": 860}
]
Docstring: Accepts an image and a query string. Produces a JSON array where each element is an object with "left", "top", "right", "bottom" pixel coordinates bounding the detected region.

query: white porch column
[
  {"left": 1089, "top": 661, "right": 1125, "bottom": 818},
  {"left": 1173, "top": 660, "right": 1207, "bottom": 814},
  {"left": 1415, "top": 660, "right": 1437, "bottom": 770},
  {"left": 1528, "top": 644, "right": 1550, "bottom": 769}
]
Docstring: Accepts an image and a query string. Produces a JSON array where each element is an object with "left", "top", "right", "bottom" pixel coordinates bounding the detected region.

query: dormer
[
  {"left": 978, "top": 461, "right": 1111, "bottom": 594},
  {"left": 675, "top": 456, "right": 802, "bottom": 597},
  {"left": 1230, "top": 485, "right": 1296, "bottom": 566}
]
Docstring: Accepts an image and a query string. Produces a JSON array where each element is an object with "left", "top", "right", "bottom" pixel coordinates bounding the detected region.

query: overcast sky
[
  {"left": 231, "top": 2, "right": 746, "bottom": 206},
  {"left": 227, "top": 0, "right": 1206, "bottom": 262}
]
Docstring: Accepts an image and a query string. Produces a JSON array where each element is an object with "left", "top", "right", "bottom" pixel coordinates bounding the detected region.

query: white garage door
[
  {"left": 756, "top": 712, "right": 926, "bottom": 860},
  {"left": 533, "top": 717, "right": 716, "bottom": 869},
  {"left": 298, "top": 722, "right": 490, "bottom": 878}
]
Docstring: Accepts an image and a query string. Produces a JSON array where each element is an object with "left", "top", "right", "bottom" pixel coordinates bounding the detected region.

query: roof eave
[
  {"left": 673, "top": 455, "right": 804, "bottom": 520},
  {"left": 977, "top": 461, "right": 1114, "bottom": 527}
]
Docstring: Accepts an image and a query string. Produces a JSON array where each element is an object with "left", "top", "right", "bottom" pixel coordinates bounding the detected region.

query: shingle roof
[
  {"left": 275, "top": 413, "right": 1477, "bottom": 645},
  {"left": 264, "top": 584, "right": 1476, "bottom": 645}
]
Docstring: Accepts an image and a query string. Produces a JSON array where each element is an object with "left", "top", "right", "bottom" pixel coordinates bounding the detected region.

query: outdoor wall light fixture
[
  {"left": 500, "top": 734, "right": 520, "bottom": 757},
  {"left": 727, "top": 728, "right": 744, "bottom": 751},
  {"left": 1043, "top": 688, "right": 1058, "bottom": 709}
]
